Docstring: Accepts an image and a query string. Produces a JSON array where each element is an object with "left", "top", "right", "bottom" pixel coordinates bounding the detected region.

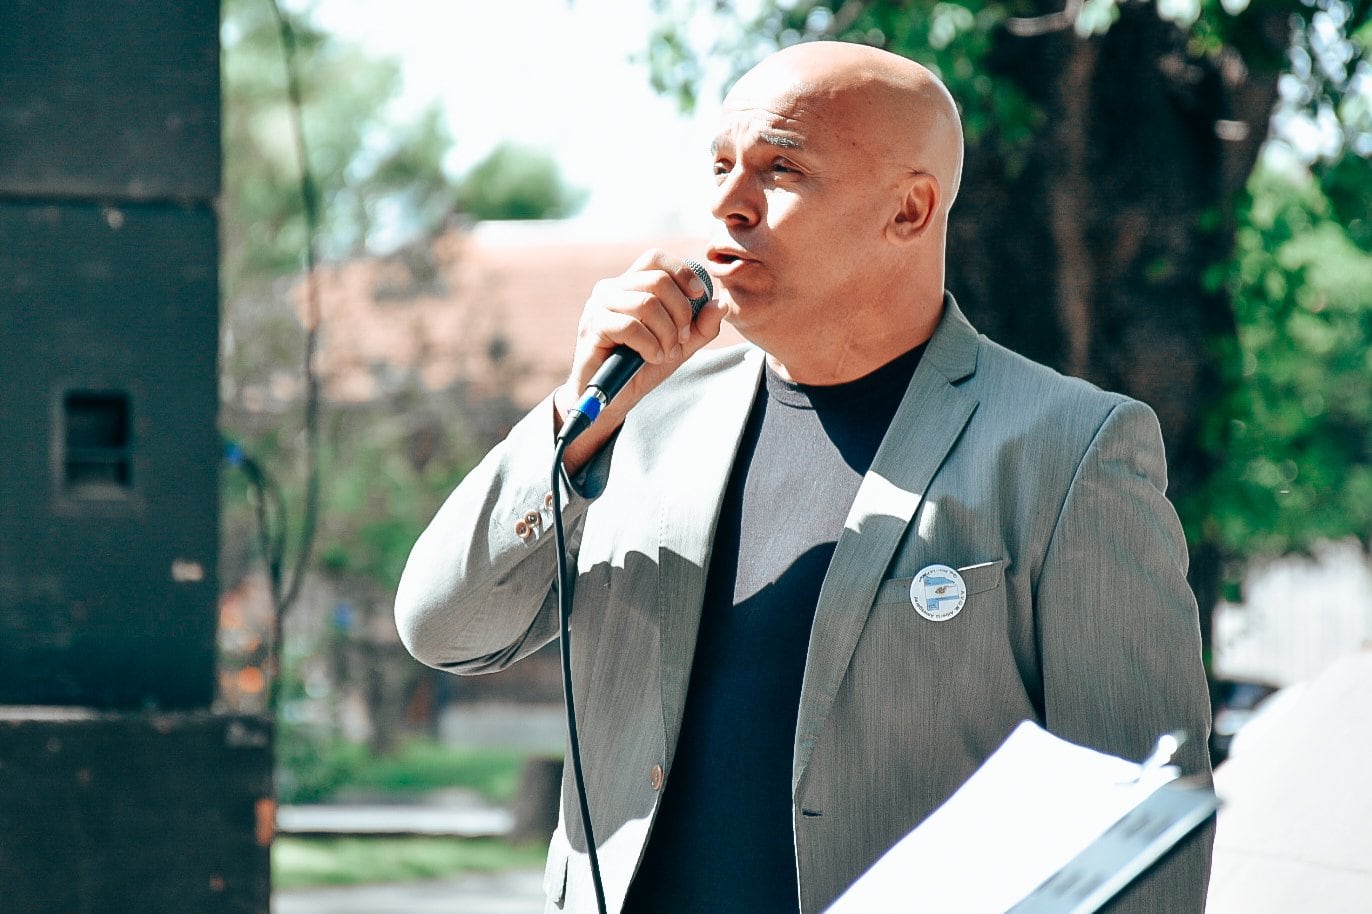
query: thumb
[{"left": 688, "top": 298, "right": 728, "bottom": 351}]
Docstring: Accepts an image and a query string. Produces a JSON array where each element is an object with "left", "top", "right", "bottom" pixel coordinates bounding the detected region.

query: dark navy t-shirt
[{"left": 622, "top": 343, "right": 924, "bottom": 913}]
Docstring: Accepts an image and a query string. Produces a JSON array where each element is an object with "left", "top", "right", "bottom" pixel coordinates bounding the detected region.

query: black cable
[
  {"left": 236, "top": 451, "right": 289, "bottom": 709},
  {"left": 551, "top": 438, "right": 609, "bottom": 914},
  {"left": 238, "top": 453, "right": 285, "bottom": 601},
  {"left": 219, "top": 0, "right": 329, "bottom": 721},
  {"left": 267, "top": 0, "right": 324, "bottom": 621}
]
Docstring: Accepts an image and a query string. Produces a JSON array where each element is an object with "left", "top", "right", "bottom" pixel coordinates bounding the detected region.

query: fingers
[
  {"left": 627, "top": 249, "right": 710, "bottom": 298},
  {"left": 580, "top": 250, "right": 713, "bottom": 364},
  {"left": 686, "top": 297, "right": 728, "bottom": 352},
  {"left": 564, "top": 250, "right": 723, "bottom": 435},
  {"left": 626, "top": 250, "right": 711, "bottom": 342},
  {"left": 557, "top": 251, "right": 722, "bottom": 464},
  {"left": 582, "top": 284, "right": 681, "bottom": 364}
]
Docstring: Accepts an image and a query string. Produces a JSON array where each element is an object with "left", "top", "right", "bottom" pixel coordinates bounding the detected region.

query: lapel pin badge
[{"left": 910, "top": 564, "right": 967, "bottom": 622}]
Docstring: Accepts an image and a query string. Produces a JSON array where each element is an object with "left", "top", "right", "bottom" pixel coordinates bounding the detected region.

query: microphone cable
[
  {"left": 547, "top": 261, "right": 711, "bottom": 914},
  {"left": 551, "top": 435, "right": 609, "bottom": 914}
]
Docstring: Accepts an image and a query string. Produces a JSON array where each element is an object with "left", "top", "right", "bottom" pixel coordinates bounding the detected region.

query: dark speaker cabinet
[
  {"left": 0, "top": 200, "right": 220, "bottom": 708},
  {"left": 0, "top": 0, "right": 220, "bottom": 202},
  {"left": 0, "top": 710, "right": 273, "bottom": 914},
  {"left": 0, "top": 5, "right": 265, "bottom": 913}
]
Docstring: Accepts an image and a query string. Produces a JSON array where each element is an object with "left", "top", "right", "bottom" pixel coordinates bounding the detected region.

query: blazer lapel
[
  {"left": 657, "top": 347, "right": 765, "bottom": 761},
  {"left": 793, "top": 297, "right": 982, "bottom": 792}
]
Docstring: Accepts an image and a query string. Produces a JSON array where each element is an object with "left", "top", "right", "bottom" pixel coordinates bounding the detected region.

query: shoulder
[
  {"left": 975, "top": 335, "right": 1127, "bottom": 418},
  {"left": 969, "top": 335, "right": 1169, "bottom": 488},
  {"left": 931, "top": 296, "right": 1136, "bottom": 438},
  {"left": 973, "top": 333, "right": 1157, "bottom": 439}
]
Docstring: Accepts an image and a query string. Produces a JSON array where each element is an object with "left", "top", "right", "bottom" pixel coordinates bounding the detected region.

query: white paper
[{"left": 825, "top": 721, "right": 1178, "bottom": 914}]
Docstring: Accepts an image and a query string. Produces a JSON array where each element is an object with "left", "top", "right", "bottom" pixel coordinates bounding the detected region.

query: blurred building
[
  {"left": 1213, "top": 540, "right": 1372, "bottom": 687},
  {"left": 311, "top": 219, "right": 730, "bottom": 411},
  {"left": 219, "top": 220, "right": 733, "bottom": 741}
]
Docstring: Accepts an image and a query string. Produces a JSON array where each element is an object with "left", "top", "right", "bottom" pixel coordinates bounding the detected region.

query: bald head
[
  {"left": 726, "top": 42, "right": 964, "bottom": 211},
  {"left": 705, "top": 42, "right": 965, "bottom": 382}
]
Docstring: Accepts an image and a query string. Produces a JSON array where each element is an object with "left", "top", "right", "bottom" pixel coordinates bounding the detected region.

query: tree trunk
[
  {"left": 946, "top": 5, "right": 1284, "bottom": 659},
  {"left": 511, "top": 756, "right": 564, "bottom": 844}
]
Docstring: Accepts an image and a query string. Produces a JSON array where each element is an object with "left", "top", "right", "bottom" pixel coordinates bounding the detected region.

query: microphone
[{"left": 557, "top": 259, "right": 714, "bottom": 446}]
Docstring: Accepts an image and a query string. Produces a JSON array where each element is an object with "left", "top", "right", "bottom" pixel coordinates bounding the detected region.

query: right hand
[{"left": 554, "top": 249, "right": 727, "bottom": 469}]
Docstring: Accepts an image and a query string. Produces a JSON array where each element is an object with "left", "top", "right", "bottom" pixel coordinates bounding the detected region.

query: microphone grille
[{"left": 684, "top": 258, "right": 714, "bottom": 315}]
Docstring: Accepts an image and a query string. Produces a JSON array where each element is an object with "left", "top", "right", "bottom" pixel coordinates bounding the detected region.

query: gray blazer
[{"left": 395, "top": 298, "right": 1213, "bottom": 913}]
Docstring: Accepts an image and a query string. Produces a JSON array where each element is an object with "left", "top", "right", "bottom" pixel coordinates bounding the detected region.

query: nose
[{"left": 710, "top": 165, "right": 760, "bottom": 229}]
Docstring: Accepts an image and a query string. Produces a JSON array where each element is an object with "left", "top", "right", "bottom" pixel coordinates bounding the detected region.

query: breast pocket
[
  {"left": 872, "top": 559, "right": 1005, "bottom": 608},
  {"left": 861, "top": 558, "right": 1022, "bottom": 720}
]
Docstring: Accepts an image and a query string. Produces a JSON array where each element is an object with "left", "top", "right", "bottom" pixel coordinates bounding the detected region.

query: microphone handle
[
  {"left": 584, "top": 345, "right": 645, "bottom": 406},
  {"left": 557, "top": 259, "right": 713, "bottom": 445}
]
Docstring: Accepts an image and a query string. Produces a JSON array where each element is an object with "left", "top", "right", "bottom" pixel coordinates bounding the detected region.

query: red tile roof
[{"left": 311, "top": 221, "right": 743, "bottom": 408}]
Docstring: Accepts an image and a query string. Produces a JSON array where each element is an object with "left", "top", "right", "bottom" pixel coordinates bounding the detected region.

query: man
[{"left": 396, "top": 41, "right": 1212, "bottom": 913}]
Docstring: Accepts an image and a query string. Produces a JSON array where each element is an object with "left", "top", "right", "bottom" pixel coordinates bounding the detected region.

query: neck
[{"left": 766, "top": 290, "right": 944, "bottom": 385}]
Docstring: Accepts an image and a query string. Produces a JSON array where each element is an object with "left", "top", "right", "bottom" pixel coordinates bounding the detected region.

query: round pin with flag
[{"left": 910, "top": 564, "right": 967, "bottom": 622}]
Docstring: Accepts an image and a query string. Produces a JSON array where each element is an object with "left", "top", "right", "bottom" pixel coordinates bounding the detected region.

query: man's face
[{"left": 705, "top": 76, "right": 901, "bottom": 349}]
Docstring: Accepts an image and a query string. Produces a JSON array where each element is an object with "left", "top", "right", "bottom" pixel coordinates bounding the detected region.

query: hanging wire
[
  {"left": 225, "top": 0, "right": 328, "bottom": 713},
  {"left": 266, "top": 0, "right": 324, "bottom": 624},
  {"left": 552, "top": 438, "right": 609, "bottom": 914}
]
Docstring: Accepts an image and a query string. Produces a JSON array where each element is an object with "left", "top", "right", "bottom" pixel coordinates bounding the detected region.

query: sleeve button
[{"left": 649, "top": 764, "right": 665, "bottom": 791}]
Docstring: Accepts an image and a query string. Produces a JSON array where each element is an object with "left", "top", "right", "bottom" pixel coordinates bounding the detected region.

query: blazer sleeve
[
  {"left": 393, "top": 393, "right": 614, "bottom": 674},
  {"left": 1035, "top": 398, "right": 1214, "bottom": 913}
]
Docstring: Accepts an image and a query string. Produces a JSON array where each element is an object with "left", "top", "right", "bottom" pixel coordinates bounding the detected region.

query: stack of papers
[{"left": 826, "top": 720, "right": 1216, "bottom": 914}]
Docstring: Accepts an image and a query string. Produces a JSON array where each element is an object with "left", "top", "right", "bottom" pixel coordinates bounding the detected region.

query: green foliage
[
  {"left": 1188, "top": 160, "right": 1372, "bottom": 558},
  {"left": 1316, "top": 153, "right": 1372, "bottom": 248},
  {"left": 219, "top": 0, "right": 462, "bottom": 477},
  {"left": 276, "top": 733, "right": 529, "bottom": 805},
  {"left": 339, "top": 742, "right": 528, "bottom": 802},
  {"left": 645, "top": 0, "right": 1367, "bottom": 159},
  {"left": 455, "top": 142, "right": 587, "bottom": 221},
  {"left": 273, "top": 836, "right": 546, "bottom": 889},
  {"left": 223, "top": 2, "right": 573, "bottom": 601},
  {"left": 643, "top": 0, "right": 1372, "bottom": 577},
  {"left": 221, "top": 0, "right": 457, "bottom": 299},
  {"left": 276, "top": 722, "right": 369, "bottom": 804},
  {"left": 223, "top": 394, "right": 483, "bottom": 597},
  {"left": 646, "top": 0, "right": 1039, "bottom": 154},
  {"left": 313, "top": 405, "right": 480, "bottom": 589}
]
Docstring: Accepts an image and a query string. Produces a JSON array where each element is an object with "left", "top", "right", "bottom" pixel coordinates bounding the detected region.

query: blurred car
[{"left": 1208, "top": 677, "right": 1280, "bottom": 766}]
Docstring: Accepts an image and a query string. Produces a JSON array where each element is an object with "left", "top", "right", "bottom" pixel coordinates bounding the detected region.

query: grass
[
  {"left": 278, "top": 735, "right": 539, "bottom": 805},
  {"left": 273, "top": 739, "right": 555, "bottom": 888},
  {"left": 339, "top": 743, "right": 531, "bottom": 804},
  {"left": 272, "top": 836, "right": 547, "bottom": 890}
]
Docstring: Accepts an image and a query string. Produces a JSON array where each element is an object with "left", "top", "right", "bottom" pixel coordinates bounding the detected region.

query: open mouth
[{"left": 707, "top": 250, "right": 749, "bottom": 267}]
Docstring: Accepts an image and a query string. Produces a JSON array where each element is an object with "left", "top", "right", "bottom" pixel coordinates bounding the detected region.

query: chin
[
  {"left": 719, "top": 305, "right": 775, "bottom": 351},
  {"left": 717, "top": 287, "right": 769, "bottom": 325}
]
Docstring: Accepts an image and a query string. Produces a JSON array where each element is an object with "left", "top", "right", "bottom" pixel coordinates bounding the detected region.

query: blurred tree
[
  {"left": 1190, "top": 160, "right": 1372, "bottom": 564},
  {"left": 219, "top": 0, "right": 468, "bottom": 748},
  {"left": 218, "top": 1, "right": 586, "bottom": 749},
  {"left": 220, "top": 0, "right": 455, "bottom": 296},
  {"left": 315, "top": 397, "right": 484, "bottom": 591},
  {"left": 220, "top": 0, "right": 457, "bottom": 412},
  {"left": 455, "top": 142, "right": 588, "bottom": 221},
  {"left": 646, "top": 0, "right": 1371, "bottom": 656}
]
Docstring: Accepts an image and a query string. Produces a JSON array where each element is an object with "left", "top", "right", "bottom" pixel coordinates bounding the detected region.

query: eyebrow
[
  {"left": 709, "top": 132, "right": 804, "bottom": 155},
  {"left": 760, "top": 132, "right": 802, "bottom": 149}
]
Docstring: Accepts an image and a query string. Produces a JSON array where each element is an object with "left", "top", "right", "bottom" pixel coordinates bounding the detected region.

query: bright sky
[
  {"left": 310, "top": 0, "right": 725, "bottom": 234},
  {"left": 307, "top": 1, "right": 1364, "bottom": 232}
]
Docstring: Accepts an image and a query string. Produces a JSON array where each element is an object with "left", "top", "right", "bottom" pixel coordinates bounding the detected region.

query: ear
[{"left": 888, "top": 174, "right": 939, "bottom": 243}]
